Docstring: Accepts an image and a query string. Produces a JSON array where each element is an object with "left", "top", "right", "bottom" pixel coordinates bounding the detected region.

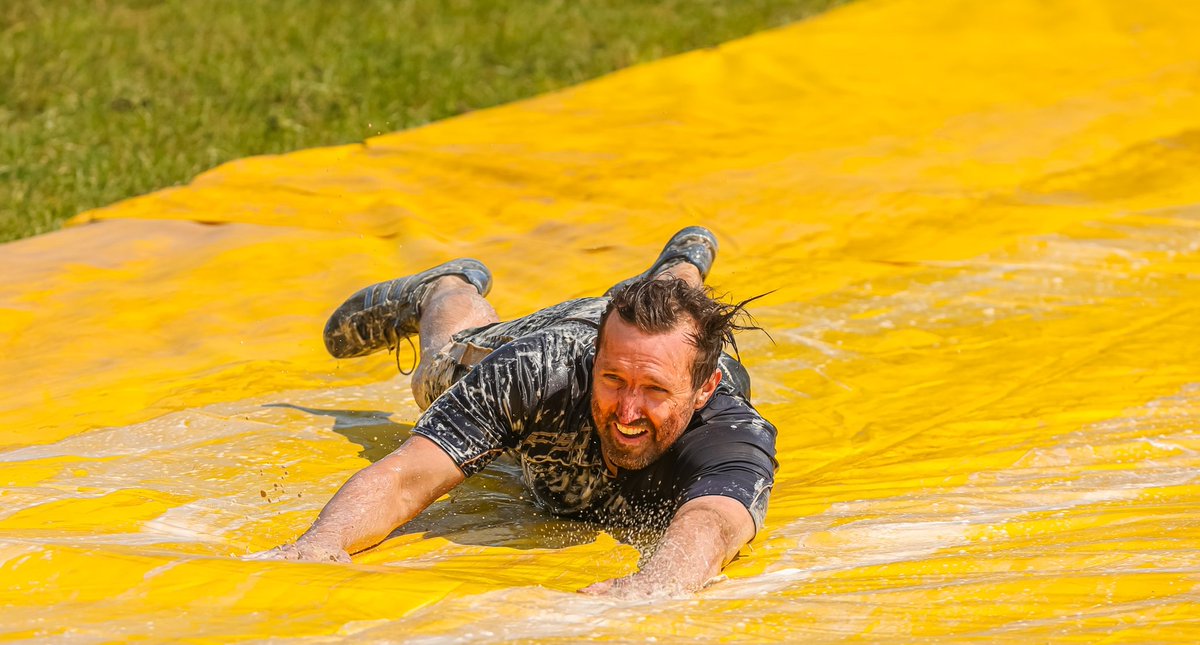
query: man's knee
[{"left": 411, "top": 340, "right": 494, "bottom": 410}]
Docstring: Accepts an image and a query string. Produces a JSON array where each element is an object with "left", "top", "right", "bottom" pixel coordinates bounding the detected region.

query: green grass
[{"left": 0, "top": 0, "right": 846, "bottom": 243}]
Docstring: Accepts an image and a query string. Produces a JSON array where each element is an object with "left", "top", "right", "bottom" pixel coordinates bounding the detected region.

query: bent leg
[
  {"left": 605, "top": 226, "right": 716, "bottom": 296},
  {"left": 661, "top": 262, "right": 702, "bottom": 288},
  {"left": 411, "top": 276, "right": 498, "bottom": 409},
  {"left": 415, "top": 276, "right": 499, "bottom": 357}
]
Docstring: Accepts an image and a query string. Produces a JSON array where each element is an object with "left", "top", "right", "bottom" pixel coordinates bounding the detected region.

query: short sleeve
[
  {"left": 672, "top": 394, "right": 779, "bottom": 533},
  {"left": 412, "top": 331, "right": 582, "bottom": 477}
]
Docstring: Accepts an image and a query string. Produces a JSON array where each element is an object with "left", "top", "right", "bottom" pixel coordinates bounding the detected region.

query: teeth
[{"left": 616, "top": 423, "right": 644, "bottom": 437}]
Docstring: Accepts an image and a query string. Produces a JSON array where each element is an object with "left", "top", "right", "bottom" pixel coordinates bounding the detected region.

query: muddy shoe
[
  {"left": 323, "top": 258, "right": 492, "bottom": 358},
  {"left": 605, "top": 226, "right": 718, "bottom": 296}
]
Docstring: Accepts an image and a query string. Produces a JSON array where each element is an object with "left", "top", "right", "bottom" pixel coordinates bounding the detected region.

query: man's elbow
[{"left": 676, "top": 496, "right": 756, "bottom": 564}]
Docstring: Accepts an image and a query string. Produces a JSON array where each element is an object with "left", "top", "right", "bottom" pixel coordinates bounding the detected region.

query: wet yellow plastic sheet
[{"left": 4, "top": 0, "right": 1200, "bottom": 640}]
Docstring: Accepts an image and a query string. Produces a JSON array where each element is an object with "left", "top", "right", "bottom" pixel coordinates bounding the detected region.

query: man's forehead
[
  {"left": 600, "top": 310, "right": 699, "bottom": 336},
  {"left": 596, "top": 314, "right": 699, "bottom": 359}
]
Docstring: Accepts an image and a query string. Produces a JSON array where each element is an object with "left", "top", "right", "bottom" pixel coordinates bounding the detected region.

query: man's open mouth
[{"left": 615, "top": 422, "right": 649, "bottom": 438}]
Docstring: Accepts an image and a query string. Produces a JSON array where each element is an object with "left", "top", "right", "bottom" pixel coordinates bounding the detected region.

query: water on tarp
[
  {"left": 4, "top": 0, "right": 1200, "bottom": 640},
  {"left": 4, "top": 208, "right": 1199, "bottom": 640}
]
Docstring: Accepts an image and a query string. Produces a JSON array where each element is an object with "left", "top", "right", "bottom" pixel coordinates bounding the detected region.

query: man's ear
[{"left": 694, "top": 368, "right": 722, "bottom": 409}]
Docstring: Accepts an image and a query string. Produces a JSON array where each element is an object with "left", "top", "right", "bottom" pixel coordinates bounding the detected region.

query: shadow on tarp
[
  {"left": 264, "top": 403, "right": 411, "bottom": 462},
  {"left": 263, "top": 402, "right": 608, "bottom": 551}
]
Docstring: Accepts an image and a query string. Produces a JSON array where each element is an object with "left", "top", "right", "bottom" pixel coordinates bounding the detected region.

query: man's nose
[{"left": 616, "top": 393, "right": 644, "bottom": 423}]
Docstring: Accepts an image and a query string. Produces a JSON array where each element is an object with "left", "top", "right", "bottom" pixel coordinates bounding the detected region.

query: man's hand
[
  {"left": 579, "top": 495, "right": 754, "bottom": 598},
  {"left": 579, "top": 572, "right": 684, "bottom": 600},
  {"left": 247, "top": 535, "right": 351, "bottom": 562}
]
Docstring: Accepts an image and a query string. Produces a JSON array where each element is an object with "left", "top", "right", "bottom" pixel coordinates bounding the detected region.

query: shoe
[
  {"left": 605, "top": 226, "right": 718, "bottom": 296},
  {"left": 323, "top": 258, "right": 492, "bottom": 359}
]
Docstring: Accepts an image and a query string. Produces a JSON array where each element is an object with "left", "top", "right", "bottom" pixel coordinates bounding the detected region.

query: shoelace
[{"left": 384, "top": 326, "right": 418, "bottom": 375}]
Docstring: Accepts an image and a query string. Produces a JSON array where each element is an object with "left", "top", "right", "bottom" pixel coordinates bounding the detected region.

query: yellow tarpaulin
[{"left": 4, "top": 0, "right": 1200, "bottom": 640}]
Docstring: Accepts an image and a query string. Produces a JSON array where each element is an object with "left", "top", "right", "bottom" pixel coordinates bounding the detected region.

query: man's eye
[{"left": 649, "top": 386, "right": 669, "bottom": 394}]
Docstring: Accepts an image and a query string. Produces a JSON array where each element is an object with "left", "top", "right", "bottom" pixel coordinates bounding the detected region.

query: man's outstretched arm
[
  {"left": 580, "top": 494, "right": 755, "bottom": 598},
  {"left": 253, "top": 436, "right": 465, "bottom": 561}
]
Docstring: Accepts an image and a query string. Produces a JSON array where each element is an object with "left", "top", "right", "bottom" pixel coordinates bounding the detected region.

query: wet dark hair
[{"left": 598, "top": 276, "right": 767, "bottom": 389}]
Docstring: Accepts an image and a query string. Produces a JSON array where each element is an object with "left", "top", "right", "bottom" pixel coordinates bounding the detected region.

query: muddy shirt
[{"left": 412, "top": 298, "right": 778, "bottom": 531}]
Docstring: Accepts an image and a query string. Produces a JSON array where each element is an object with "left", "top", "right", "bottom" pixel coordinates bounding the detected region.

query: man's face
[{"left": 591, "top": 314, "right": 720, "bottom": 472}]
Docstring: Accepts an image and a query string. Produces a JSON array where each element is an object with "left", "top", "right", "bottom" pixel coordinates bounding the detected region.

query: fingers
[
  {"left": 243, "top": 542, "right": 349, "bottom": 563},
  {"left": 243, "top": 545, "right": 298, "bottom": 561},
  {"left": 579, "top": 574, "right": 680, "bottom": 600},
  {"left": 578, "top": 575, "right": 645, "bottom": 598},
  {"left": 577, "top": 579, "right": 614, "bottom": 595}
]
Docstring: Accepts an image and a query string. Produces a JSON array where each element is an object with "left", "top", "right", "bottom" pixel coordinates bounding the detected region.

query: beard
[{"left": 590, "top": 398, "right": 689, "bottom": 472}]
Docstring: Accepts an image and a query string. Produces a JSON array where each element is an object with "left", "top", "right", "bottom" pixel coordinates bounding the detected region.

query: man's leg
[
  {"left": 414, "top": 276, "right": 499, "bottom": 357},
  {"left": 409, "top": 276, "right": 499, "bottom": 409},
  {"left": 605, "top": 226, "right": 717, "bottom": 296},
  {"left": 321, "top": 259, "right": 495, "bottom": 409},
  {"left": 660, "top": 262, "right": 702, "bottom": 288}
]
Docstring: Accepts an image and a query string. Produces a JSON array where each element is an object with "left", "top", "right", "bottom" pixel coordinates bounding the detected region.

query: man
[{"left": 259, "top": 227, "right": 778, "bottom": 598}]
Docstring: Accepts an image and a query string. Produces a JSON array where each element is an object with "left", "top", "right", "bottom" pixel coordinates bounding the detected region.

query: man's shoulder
[
  {"left": 487, "top": 318, "right": 598, "bottom": 373},
  {"left": 449, "top": 319, "right": 596, "bottom": 421},
  {"left": 679, "top": 392, "right": 778, "bottom": 456}
]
